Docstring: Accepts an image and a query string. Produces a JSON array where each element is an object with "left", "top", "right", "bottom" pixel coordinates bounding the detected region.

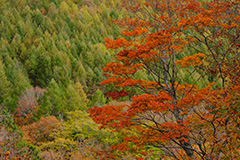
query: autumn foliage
[
  {"left": 106, "top": 90, "right": 130, "bottom": 100},
  {"left": 14, "top": 87, "right": 45, "bottom": 126},
  {"left": 89, "top": 0, "right": 240, "bottom": 159}
]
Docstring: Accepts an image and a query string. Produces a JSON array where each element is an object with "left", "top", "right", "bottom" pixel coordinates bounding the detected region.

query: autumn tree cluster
[{"left": 89, "top": 0, "right": 240, "bottom": 159}]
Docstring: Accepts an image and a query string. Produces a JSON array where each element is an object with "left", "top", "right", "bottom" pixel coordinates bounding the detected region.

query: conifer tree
[
  {"left": 0, "top": 59, "right": 11, "bottom": 106},
  {"left": 74, "top": 82, "right": 89, "bottom": 109},
  {"left": 45, "top": 79, "right": 64, "bottom": 117},
  {"left": 91, "top": 89, "right": 107, "bottom": 107},
  {"left": 62, "top": 82, "right": 88, "bottom": 112}
]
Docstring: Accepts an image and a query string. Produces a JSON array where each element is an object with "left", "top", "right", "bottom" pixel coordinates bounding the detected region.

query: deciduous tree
[
  {"left": 14, "top": 87, "right": 45, "bottom": 126},
  {"left": 89, "top": 0, "right": 240, "bottom": 159},
  {"left": 22, "top": 116, "right": 60, "bottom": 146}
]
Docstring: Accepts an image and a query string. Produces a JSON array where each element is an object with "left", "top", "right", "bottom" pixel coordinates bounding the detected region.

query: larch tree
[
  {"left": 0, "top": 59, "right": 11, "bottom": 106},
  {"left": 89, "top": 0, "right": 240, "bottom": 159}
]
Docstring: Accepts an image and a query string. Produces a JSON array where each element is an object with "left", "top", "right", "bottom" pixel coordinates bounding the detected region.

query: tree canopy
[
  {"left": 89, "top": 0, "right": 240, "bottom": 159},
  {"left": 1, "top": 0, "right": 239, "bottom": 159}
]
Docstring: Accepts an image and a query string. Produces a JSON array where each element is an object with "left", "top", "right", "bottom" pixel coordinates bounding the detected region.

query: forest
[{"left": 0, "top": 0, "right": 239, "bottom": 159}]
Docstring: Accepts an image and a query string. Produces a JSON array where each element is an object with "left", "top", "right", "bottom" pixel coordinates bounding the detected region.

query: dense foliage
[
  {"left": 0, "top": 0, "right": 124, "bottom": 159},
  {"left": 1, "top": 0, "right": 239, "bottom": 159},
  {"left": 89, "top": 0, "right": 240, "bottom": 159}
]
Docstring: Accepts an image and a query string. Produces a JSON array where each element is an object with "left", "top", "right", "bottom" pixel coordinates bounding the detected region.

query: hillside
[
  {"left": 0, "top": 0, "right": 239, "bottom": 159},
  {"left": 0, "top": 0, "right": 124, "bottom": 159}
]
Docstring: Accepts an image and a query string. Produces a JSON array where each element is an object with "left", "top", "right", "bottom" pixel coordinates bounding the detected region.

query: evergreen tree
[
  {"left": 62, "top": 82, "right": 88, "bottom": 112},
  {"left": 91, "top": 89, "right": 107, "bottom": 107},
  {"left": 0, "top": 59, "right": 11, "bottom": 106},
  {"left": 44, "top": 79, "right": 63, "bottom": 117}
]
